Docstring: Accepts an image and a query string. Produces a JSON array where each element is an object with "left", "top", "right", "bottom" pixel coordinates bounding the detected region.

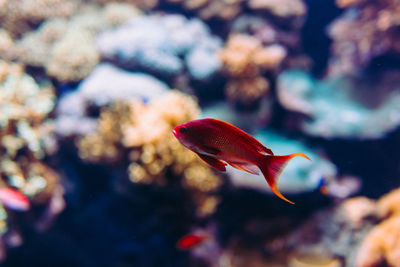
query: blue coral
[
  {"left": 96, "top": 14, "right": 222, "bottom": 80},
  {"left": 277, "top": 70, "right": 400, "bottom": 139}
]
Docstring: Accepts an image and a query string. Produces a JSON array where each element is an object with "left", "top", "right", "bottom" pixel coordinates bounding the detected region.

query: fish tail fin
[{"left": 258, "top": 153, "right": 311, "bottom": 204}]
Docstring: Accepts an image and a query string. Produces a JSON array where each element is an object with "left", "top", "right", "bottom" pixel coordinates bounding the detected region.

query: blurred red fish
[
  {"left": 176, "top": 233, "right": 209, "bottom": 250},
  {"left": 173, "top": 118, "right": 311, "bottom": 204},
  {"left": 0, "top": 188, "right": 30, "bottom": 211}
]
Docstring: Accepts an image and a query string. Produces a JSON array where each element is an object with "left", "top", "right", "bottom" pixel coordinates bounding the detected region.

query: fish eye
[{"left": 179, "top": 127, "right": 187, "bottom": 133}]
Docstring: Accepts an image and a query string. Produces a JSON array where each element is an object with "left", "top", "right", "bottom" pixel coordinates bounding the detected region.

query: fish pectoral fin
[
  {"left": 197, "top": 154, "right": 226, "bottom": 171},
  {"left": 259, "top": 146, "right": 274, "bottom": 156},
  {"left": 200, "top": 145, "right": 221, "bottom": 156},
  {"left": 228, "top": 162, "right": 260, "bottom": 175}
]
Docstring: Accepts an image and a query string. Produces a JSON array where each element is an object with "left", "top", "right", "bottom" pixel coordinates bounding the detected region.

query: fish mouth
[{"left": 172, "top": 128, "right": 177, "bottom": 137}]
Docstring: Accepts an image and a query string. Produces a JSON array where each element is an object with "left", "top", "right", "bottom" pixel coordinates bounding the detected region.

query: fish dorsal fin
[
  {"left": 197, "top": 153, "right": 227, "bottom": 171},
  {"left": 203, "top": 118, "right": 274, "bottom": 155},
  {"left": 228, "top": 162, "right": 260, "bottom": 175}
]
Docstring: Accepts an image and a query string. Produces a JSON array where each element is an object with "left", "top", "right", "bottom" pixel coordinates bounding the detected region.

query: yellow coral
[{"left": 78, "top": 91, "right": 223, "bottom": 217}]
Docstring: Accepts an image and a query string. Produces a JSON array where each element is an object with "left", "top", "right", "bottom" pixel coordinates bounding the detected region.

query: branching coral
[
  {"left": 77, "top": 91, "right": 223, "bottom": 217},
  {"left": 10, "top": 3, "right": 140, "bottom": 83},
  {"left": 0, "top": 60, "right": 63, "bottom": 260},
  {"left": 328, "top": 0, "right": 400, "bottom": 74}
]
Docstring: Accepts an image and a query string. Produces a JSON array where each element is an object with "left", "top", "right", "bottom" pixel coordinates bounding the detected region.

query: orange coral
[
  {"left": 355, "top": 187, "right": 400, "bottom": 267},
  {"left": 356, "top": 216, "right": 400, "bottom": 267},
  {"left": 219, "top": 34, "right": 286, "bottom": 108},
  {"left": 376, "top": 187, "right": 400, "bottom": 218}
]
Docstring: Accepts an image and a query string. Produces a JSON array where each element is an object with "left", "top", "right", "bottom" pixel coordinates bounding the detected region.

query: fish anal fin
[
  {"left": 228, "top": 162, "right": 259, "bottom": 175},
  {"left": 197, "top": 154, "right": 226, "bottom": 171}
]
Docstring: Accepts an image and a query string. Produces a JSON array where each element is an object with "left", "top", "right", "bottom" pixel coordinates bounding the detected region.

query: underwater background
[{"left": 0, "top": 0, "right": 400, "bottom": 266}]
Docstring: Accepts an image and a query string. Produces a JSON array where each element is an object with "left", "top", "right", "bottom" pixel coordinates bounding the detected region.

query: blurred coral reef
[{"left": 0, "top": 0, "right": 399, "bottom": 266}]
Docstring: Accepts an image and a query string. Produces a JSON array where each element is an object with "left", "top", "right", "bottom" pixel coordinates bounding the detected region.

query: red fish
[
  {"left": 176, "top": 233, "right": 209, "bottom": 250},
  {"left": 0, "top": 188, "right": 30, "bottom": 211},
  {"left": 173, "top": 118, "right": 311, "bottom": 204}
]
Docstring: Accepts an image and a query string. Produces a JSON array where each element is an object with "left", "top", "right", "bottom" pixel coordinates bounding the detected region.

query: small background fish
[{"left": 0, "top": 188, "right": 30, "bottom": 212}]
